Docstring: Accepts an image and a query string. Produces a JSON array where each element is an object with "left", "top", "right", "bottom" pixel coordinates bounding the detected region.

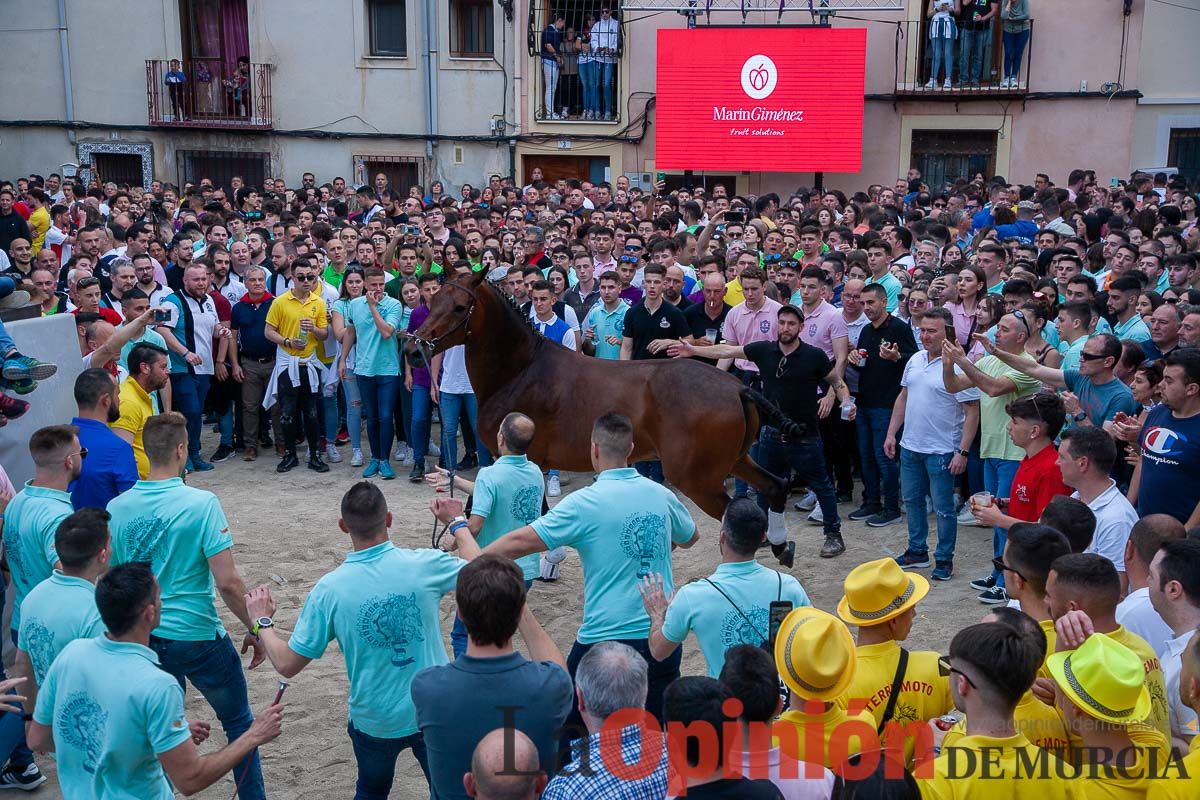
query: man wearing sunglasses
[{"left": 977, "top": 330, "right": 1138, "bottom": 429}]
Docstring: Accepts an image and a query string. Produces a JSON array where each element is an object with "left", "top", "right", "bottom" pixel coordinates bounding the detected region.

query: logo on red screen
[{"left": 740, "top": 55, "right": 777, "bottom": 100}]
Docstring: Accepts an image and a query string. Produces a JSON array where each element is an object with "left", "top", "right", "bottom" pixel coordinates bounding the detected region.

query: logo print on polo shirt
[
  {"left": 122, "top": 515, "right": 169, "bottom": 571},
  {"left": 1142, "top": 426, "right": 1184, "bottom": 456},
  {"left": 2, "top": 528, "right": 26, "bottom": 583},
  {"left": 23, "top": 619, "right": 55, "bottom": 684},
  {"left": 759, "top": 320, "right": 771, "bottom": 334},
  {"left": 357, "top": 592, "right": 424, "bottom": 668},
  {"left": 659, "top": 317, "right": 672, "bottom": 329},
  {"left": 620, "top": 512, "right": 667, "bottom": 578},
  {"left": 614, "top": 317, "right": 625, "bottom": 336},
  {"left": 59, "top": 692, "right": 108, "bottom": 774},
  {"left": 509, "top": 485, "right": 542, "bottom": 525},
  {"left": 721, "top": 606, "right": 769, "bottom": 649},
  {"left": 740, "top": 55, "right": 778, "bottom": 101}
]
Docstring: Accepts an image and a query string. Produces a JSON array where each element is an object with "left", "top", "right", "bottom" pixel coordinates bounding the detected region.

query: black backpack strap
[
  {"left": 877, "top": 647, "right": 909, "bottom": 735},
  {"left": 702, "top": 579, "right": 767, "bottom": 644}
]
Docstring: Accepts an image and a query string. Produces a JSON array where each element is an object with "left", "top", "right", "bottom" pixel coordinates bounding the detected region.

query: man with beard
[
  {"left": 69, "top": 368, "right": 137, "bottom": 509},
  {"left": 247, "top": 228, "right": 270, "bottom": 267},
  {"left": 132, "top": 252, "right": 173, "bottom": 308}
]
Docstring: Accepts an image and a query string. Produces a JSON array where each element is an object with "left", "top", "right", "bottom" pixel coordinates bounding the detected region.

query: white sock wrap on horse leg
[
  {"left": 767, "top": 510, "right": 788, "bottom": 545},
  {"left": 539, "top": 547, "right": 567, "bottom": 580}
]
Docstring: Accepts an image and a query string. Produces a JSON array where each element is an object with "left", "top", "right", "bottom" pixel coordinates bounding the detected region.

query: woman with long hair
[
  {"left": 815, "top": 208, "right": 836, "bottom": 234},
  {"left": 945, "top": 264, "right": 987, "bottom": 346},
  {"left": 1137, "top": 290, "right": 1164, "bottom": 322},
  {"left": 332, "top": 267, "right": 367, "bottom": 467},
  {"left": 1019, "top": 302, "right": 1061, "bottom": 367}
]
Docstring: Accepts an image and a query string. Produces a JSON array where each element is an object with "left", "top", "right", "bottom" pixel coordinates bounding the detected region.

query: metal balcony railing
[
  {"left": 895, "top": 18, "right": 1033, "bottom": 96},
  {"left": 528, "top": 1, "right": 623, "bottom": 123},
  {"left": 146, "top": 59, "right": 273, "bottom": 129}
]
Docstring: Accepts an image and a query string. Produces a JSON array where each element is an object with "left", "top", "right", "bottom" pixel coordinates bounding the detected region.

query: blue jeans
[
  {"left": 439, "top": 392, "right": 491, "bottom": 469},
  {"left": 343, "top": 371, "right": 363, "bottom": 451},
  {"left": 900, "top": 448, "right": 959, "bottom": 565},
  {"left": 599, "top": 61, "right": 615, "bottom": 116},
  {"left": 347, "top": 721, "right": 430, "bottom": 800},
  {"left": 149, "top": 634, "right": 263, "bottom": 800},
  {"left": 451, "top": 579, "right": 534, "bottom": 658},
  {"left": 856, "top": 407, "right": 900, "bottom": 511},
  {"left": 1002, "top": 29, "right": 1030, "bottom": 79},
  {"left": 410, "top": 384, "right": 433, "bottom": 462},
  {"left": 930, "top": 36, "right": 955, "bottom": 83},
  {"left": 0, "top": 318, "right": 14, "bottom": 358},
  {"left": 984, "top": 457, "right": 1020, "bottom": 587},
  {"left": 358, "top": 374, "right": 399, "bottom": 461},
  {"left": 755, "top": 429, "right": 840, "bottom": 534},
  {"left": 1, "top": 623, "right": 33, "bottom": 770},
  {"left": 170, "top": 373, "right": 211, "bottom": 460},
  {"left": 579, "top": 60, "right": 599, "bottom": 114},
  {"left": 958, "top": 27, "right": 990, "bottom": 84}
]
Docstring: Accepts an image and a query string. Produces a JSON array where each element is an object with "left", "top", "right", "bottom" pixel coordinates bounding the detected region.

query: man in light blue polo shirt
[
  {"left": 0, "top": 424, "right": 80, "bottom": 791},
  {"left": 581, "top": 271, "right": 628, "bottom": 360},
  {"left": 246, "top": 480, "right": 476, "bottom": 799},
  {"left": 642, "top": 498, "right": 809, "bottom": 678},
  {"left": 457, "top": 412, "right": 699, "bottom": 726},
  {"left": 341, "top": 267, "right": 404, "bottom": 479},
  {"left": 29, "top": 563, "right": 284, "bottom": 800},
  {"left": 17, "top": 509, "right": 108, "bottom": 695},
  {"left": 427, "top": 413, "right": 546, "bottom": 657},
  {"left": 865, "top": 240, "right": 902, "bottom": 313},
  {"left": 106, "top": 411, "right": 268, "bottom": 800},
  {"left": 1108, "top": 275, "right": 1151, "bottom": 343}
]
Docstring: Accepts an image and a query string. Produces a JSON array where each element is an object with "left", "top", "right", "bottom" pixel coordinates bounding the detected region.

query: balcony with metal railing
[
  {"left": 895, "top": 18, "right": 1033, "bottom": 97},
  {"left": 528, "top": 0, "right": 624, "bottom": 123},
  {"left": 146, "top": 59, "right": 272, "bottom": 129}
]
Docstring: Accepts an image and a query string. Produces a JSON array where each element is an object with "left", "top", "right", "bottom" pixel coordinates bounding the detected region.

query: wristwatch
[
  {"left": 1073, "top": 412, "right": 1088, "bottom": 423},
  {"left": 954, "top": 448, "right": 969, "bottom": 457},
  {"left": 251, "top": 617, "right": 274, "bottom": 636}
]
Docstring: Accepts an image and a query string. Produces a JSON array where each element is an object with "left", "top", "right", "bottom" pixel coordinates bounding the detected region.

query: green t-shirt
[
  {"left": 288, "top": 542, "right": 464, "bottom": 738},
  {"left": 107, "top": 478, "right": 234, "bottom": 641},
  {"left": 866, "top": 272, "right": 903, "bottom": 313},
  {"left": 345, "top": 295, "right": 403, "bottom": 377},
  {"left": 975, "top": 353, "right": 1041, "bottom": 461},
  {"left": 34, "top": 636, "right": 190, "bottom": 799},
  {"left": 18, "top": 571, "right": 105, "bottom": 684},
  {"left": 323, "top": 264, "right": 347, "bottom": 289},
  {"left": 532, "top": 468, "right": 696, "bottom": 643},
  {"left": 1, "top": 482, "right": 70, "bottom": 631},
  {"left": 662, "top": 560, "right": 810, "bottom": 677},
  {"left": 471, "top": 455, "right": 545, "bottom": 580}
]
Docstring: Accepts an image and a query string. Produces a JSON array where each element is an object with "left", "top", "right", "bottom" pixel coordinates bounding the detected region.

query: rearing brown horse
[{"left": 412, "top": 269, "right": 791, "bottom": 520}]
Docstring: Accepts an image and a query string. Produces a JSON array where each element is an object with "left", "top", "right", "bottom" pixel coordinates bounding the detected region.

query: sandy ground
[{"left": 33, "top": 428, "right": 992, "bottom": 799}]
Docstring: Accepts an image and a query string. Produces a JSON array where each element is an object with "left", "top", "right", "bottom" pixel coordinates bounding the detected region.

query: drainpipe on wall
[
  {"left": 57, "top": 0, "right": 76, "bottom": 145},
  {"left": 509, "top": 2, "right": 521, "bottom": 180},
  {"left": 423, "top": 0, "right": 439, "bottom": 182}
]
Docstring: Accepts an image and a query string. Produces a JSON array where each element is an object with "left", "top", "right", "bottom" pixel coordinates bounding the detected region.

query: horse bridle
[{"left": 410, "top": 279, "right": 480, "bottom": 361}]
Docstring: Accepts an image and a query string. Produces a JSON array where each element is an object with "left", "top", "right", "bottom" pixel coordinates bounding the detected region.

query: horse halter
[{"left": 411, "top": 280, "right": 479, "bottom": 351}]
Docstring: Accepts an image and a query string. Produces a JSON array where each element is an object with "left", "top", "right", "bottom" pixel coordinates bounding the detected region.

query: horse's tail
[{"left": 740, "top": 387, "right": 807, "bottom": 441}]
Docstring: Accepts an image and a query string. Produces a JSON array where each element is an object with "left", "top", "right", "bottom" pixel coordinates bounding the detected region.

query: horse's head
[{"left": 410, "top": 268, "right": 487, "bottom": 358}]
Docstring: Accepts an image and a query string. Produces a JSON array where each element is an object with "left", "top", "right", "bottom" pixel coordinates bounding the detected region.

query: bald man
[
  {"left": 464, "top": 729, "right": 545, "bottom": 800},
  {"left": 682, "top": 271, "right": 731, "bottom": 366}
]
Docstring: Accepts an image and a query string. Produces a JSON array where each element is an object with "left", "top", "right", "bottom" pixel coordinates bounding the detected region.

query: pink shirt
[
  {"left": 798, "top": 300, "right": 848, "bottom": 361},
  {"left": 722, "top": 297, "right": 782, "bottom": 373},
  {"left": 945, "top": 301, "right": 978, "bottom": 347},
  {"left": 592, "top": 254, "right": 616, "bottom": 274}
]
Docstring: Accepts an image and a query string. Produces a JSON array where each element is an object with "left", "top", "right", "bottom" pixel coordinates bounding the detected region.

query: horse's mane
[{"left": 484, "top": 278, "right": 545, "bottom": 349}]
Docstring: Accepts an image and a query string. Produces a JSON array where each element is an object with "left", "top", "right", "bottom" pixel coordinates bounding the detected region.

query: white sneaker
[
  {"left": 957, "top": 504, "right": 980, "bottom": 526},
  {"left": 924, "top": 78, "right": 937, "bottom": 89},
  {"left": 393, "top": 443, "right": 410, "bottom": 464},
  {"left": 428, "top": 441, "right": 441, "bottom": 457},
  {"left": 795, "top": 490, "right": 817, "bottom": 512},
  {"left": 326, "top": 443, "right": 342, "bottom": 463},
  {"left": 807, "top": 506, "right": 824, "bottom": 524},
  {"left": 547, "top": 474, "right": 562, "bottom": 497},
  {"left": 350, "top": 449, "right": 364, "bottom": 467},
  {"left": 943, "top": 78, "right": 953, "bottom": 89}
]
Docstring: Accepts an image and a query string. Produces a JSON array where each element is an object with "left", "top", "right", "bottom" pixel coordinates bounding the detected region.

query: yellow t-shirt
[
  {"left": 1108, "top": 626, "right": 1171, "bottom": 743},
  {"left": 1075, "top": 727, "right": 1168, "bottom": 800},
  {"left": 111, "top": 377, "right": 155, "bottom": 478},
  {"left": 264, "top": 290, "right": 328, "bottom": 360},
  {"left": 775, "top": 702, "right": 876, "bottom": 768},
  {"left": 28, "top": 206, "right": 49, "bottom": 255},
  {"left": 1038, "top": 618, "right": 1058, "bottom": 679},
  {"left": 839, "top": 641, "right": 953, "bottom": 761},
  {"left": 725, "top": 277, "right": 745, "bottom": 307},
  {"left": 1147, "top": 736, "right": 1200, "bottom": 799},
  {"left": 918, "top": 733, "right": 1082, "bottom": 799},
  {"left": 943, "top": 692, "right": 1072, "bottom": 756}
]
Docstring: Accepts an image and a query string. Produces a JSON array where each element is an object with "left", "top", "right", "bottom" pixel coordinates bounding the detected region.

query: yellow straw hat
[
  {"left": 1046, "top": 634, "right": 1151, "bottom": 726},
  {"left": 837, "top": 557, "right": 930, "bottom": 626},
  {"left": 774, "top": 607, "right": 858, "bottom": 701}
]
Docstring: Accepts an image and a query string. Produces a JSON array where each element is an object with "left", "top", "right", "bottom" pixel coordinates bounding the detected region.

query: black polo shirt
[
  {"left": 683, "top": 302, "right": 731, "bottom": 366},
  {"left": 744, "top": 340, "right": 831, "bottom": 435},
  {"left": 856, "top": 314, "right": 918, "bottom": 408},
  {"left": 623, "top": 300, "right": 690, "bottom": 360}
]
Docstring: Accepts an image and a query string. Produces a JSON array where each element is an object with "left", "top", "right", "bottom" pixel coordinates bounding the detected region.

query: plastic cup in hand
[
  {"left": 840, "top": 397, "right": 857, "bottom": 421},
  {"left": 971, "top": 491, "right": 994, "bottom": 508},
  {"left": 706, "top": 329, "right": 719, "bottom": 343}
]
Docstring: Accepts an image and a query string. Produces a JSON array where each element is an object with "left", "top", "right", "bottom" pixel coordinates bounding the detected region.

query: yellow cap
[
  {"left": 774, "top": 607, "right": 857, "bottom": 701},
  {"left": 837, "top": 557, "right": 930, "bottom": 626},
  {"left": 1046, "top": 634, "right": 1151, "bottom": 726}
]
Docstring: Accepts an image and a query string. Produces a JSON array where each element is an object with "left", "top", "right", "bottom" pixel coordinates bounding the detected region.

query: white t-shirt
[
  {"left": 1075, "top": 482, "right": 1138, "bottom": 573},
  {"left": 215, "top": 277, "right": 247, "bottom": 307},
  {"left": 1164, "top": 629, "right": 1200, "bottom": 741},
  {"left": 900, "top": 350, "right": 980, "bottom": 455},
  {"left": 1116, "top": 587, "right": 1174, "bottom": 660},
  {"left": 439, "top": 344, "right": 473, "bottom": 394}
]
